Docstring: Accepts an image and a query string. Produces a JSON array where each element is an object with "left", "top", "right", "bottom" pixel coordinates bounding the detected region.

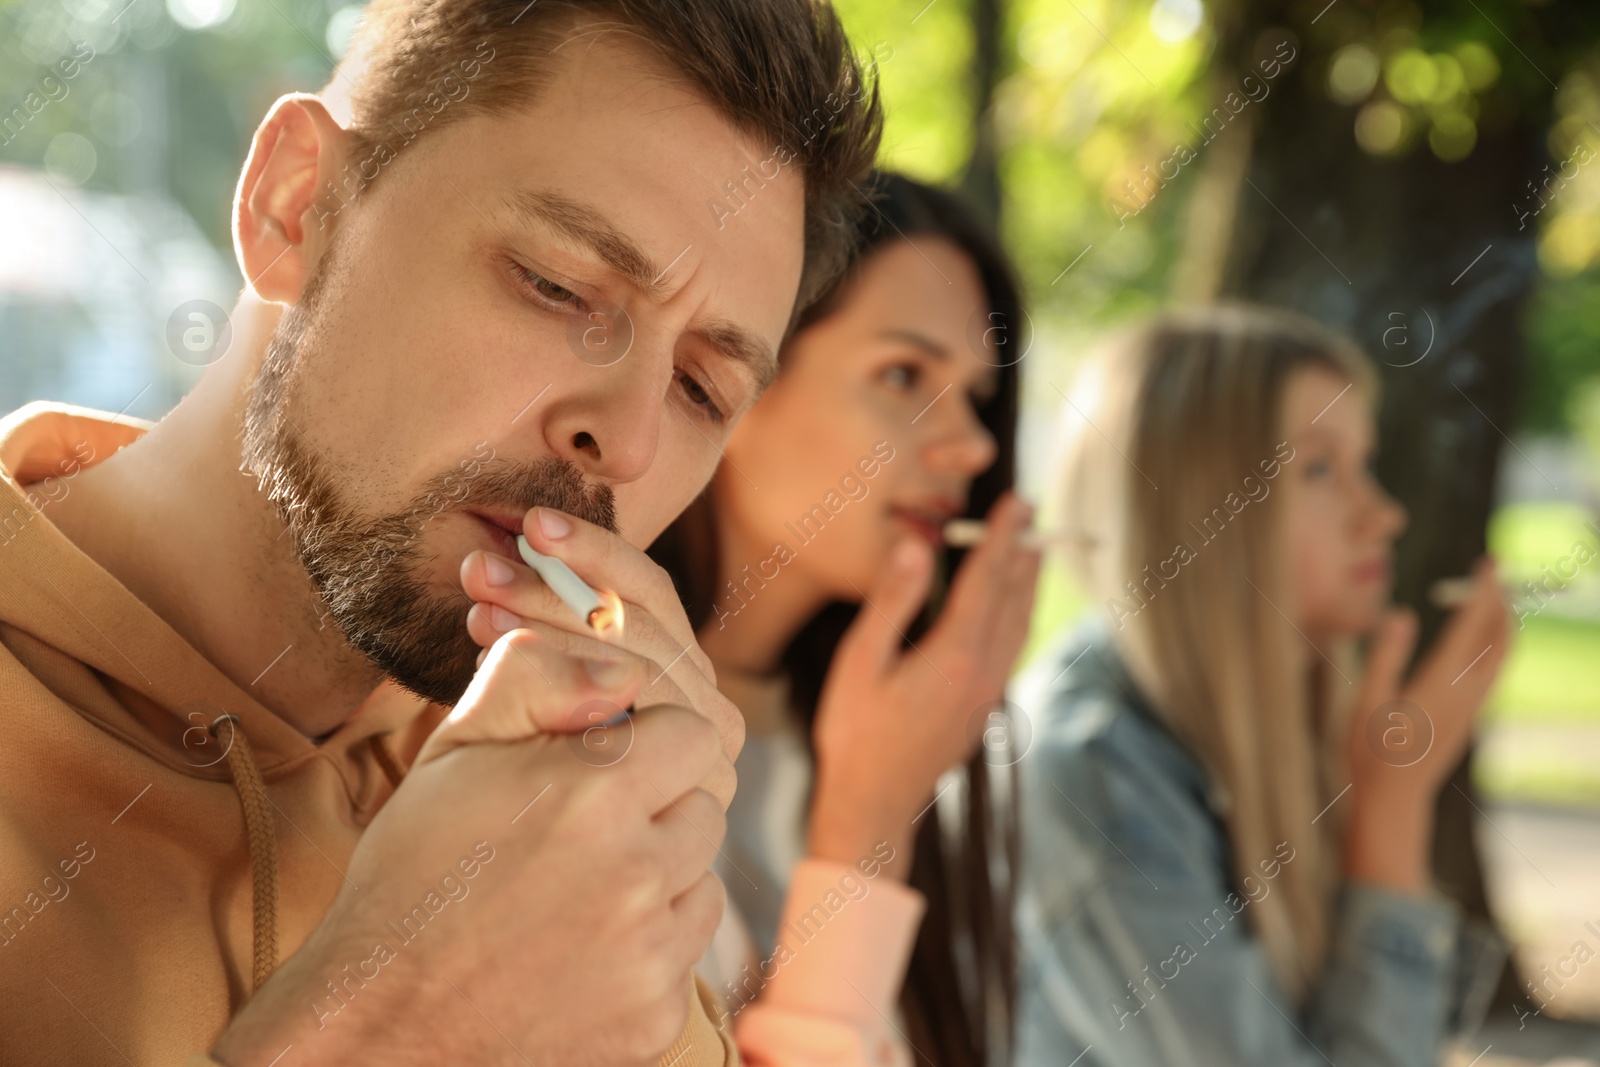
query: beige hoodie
[{"left": 0, "top": 401, "right": 733, "bottom": 1066}]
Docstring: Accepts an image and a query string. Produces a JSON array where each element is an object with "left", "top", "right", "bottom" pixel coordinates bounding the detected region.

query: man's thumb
[{"left": 417, "top": 630, "right": 646, "bottom": 765}]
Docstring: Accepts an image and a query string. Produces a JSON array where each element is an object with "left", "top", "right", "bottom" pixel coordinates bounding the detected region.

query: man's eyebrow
[
  {"left": 504, "top": 189, "right": 666, "bottom": 296},
  {"left": 504, "top": 188, "right": 779, "bottom": 391},
  {"left": 700, "top": 318, "right": 778, "bottom": 392}
]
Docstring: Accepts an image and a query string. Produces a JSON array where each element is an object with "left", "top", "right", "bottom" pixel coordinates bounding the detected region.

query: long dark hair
[{"left": 649, "top": 171, "right": 1024, "bottom": 1067}]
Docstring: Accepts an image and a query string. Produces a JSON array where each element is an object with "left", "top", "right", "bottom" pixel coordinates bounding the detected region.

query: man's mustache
[{"left": 427, "top": 455, "right": 618, "bottom": 534}]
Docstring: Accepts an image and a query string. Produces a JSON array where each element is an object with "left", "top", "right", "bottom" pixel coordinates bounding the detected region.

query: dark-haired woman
[{"left": 651, "top": 172, "right": 1041, "bottom": 1066}]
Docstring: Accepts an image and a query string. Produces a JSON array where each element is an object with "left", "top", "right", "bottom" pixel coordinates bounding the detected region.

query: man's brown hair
[{"left": 330, "top": 0, "right": 883, "bottom": 318}]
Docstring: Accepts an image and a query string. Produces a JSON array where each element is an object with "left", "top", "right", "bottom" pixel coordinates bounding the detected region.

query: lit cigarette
[
  {"left": 942, "top": 518, "right": 1088, "bottom": 550},
  {"left": 515, "top": 534, "right": 625, "bottom": 635}
]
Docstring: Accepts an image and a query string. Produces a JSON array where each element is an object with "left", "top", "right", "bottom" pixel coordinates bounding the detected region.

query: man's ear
[{"left": 233, "top": 94, "right": 350, "bottom": 305}]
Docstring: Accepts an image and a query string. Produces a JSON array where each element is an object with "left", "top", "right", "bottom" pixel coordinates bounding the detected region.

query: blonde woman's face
[{"left": 1279, "top": 367, "right": 1407, "bottom": 643}]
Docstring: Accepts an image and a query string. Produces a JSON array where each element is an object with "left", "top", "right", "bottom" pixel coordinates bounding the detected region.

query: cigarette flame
[{"left": 588, "top": 589, "right": 625, "bottom": 636}]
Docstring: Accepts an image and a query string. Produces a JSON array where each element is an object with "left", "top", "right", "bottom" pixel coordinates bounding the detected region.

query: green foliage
[
  {"left": 995, "top": 0, "right": 1207, "bottom": 331},
  {"left": 1525, "top": 274, "right": 1600, "bottom": 436},
  {"left": 830, "top": 0, "right": 1596, "bottom": 416},
  {"left": 832, "top": 0, "right": 976, "bottom": 182},
  {"left": 1486, "top": 612, "right": 1600, "bottom": 726},
  {"left": 2, "top": 0, "right": 1595, "bottom": 430}
]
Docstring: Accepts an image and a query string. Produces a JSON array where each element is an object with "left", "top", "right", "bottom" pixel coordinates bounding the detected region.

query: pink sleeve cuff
[{"left": 743, "top": 857, "right": 925, "bottom": 1024}]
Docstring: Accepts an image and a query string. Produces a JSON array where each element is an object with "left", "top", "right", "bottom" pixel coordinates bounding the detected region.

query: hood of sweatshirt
[
  {"left": 0, "top": 400, "right": 439, "bottom": 771},
  {"left": 0, "top": 400, "right": 444, "bottom": 1064}
]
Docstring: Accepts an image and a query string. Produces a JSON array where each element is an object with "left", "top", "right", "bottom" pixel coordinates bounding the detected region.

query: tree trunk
[{"left": 960, "top": 0, "right": 1004, "bottom": 229}]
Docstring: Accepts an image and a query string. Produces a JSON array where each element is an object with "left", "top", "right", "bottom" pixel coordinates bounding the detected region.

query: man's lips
[{"left": 468, "top": 510, "right": 524, "bottom": 559}]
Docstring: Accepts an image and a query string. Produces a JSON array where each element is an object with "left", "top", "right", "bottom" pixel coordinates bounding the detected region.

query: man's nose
[{"left": 540, "top": 360, "right": 665, "bottom": 486}]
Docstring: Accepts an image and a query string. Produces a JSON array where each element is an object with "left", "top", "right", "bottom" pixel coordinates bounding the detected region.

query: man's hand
[
  {"left": 460, "top": 506, "right": 743, "bottom": 807},
  {"left": 416, "top": 626, "right": 649, "bottom": 766},
  {"left": 212, "top": 630, "right": 728, "bottom": 1067}
]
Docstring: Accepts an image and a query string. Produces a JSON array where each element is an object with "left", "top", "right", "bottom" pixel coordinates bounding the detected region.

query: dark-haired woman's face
[{"left": 710, "top": 237, "right": 1000, "bottom": 603}]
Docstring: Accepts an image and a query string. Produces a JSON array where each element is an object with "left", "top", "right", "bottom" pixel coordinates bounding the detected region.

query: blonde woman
[{"left": 1015, "top": 305, "right": 1510, "bottom": 1066}]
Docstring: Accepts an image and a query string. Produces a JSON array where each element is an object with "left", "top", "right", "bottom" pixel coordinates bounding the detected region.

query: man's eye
[
  {"left": 677, "top": 370, "right": 723, "bottom": 423},
  {"left": 513, "top": 264, "right": 583, "bottom": 312}
]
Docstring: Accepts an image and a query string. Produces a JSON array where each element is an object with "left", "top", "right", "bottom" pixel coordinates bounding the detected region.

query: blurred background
[{"left": 2, "top": 0, "right": 1598, "bottom": 1060}]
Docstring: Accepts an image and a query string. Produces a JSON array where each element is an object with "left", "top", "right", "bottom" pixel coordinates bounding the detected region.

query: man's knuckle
[
  {"left": 614, "top": 860, "right": 665, "bottom": 917},
  {"left": 566, "top": 772, "right": 630, "bottom": 826},
  {"left": 499, "top": 627, "right": 544, "bottom": 660},
  {"left": 685, "top": 714, "right": 720, "bottom": 762},
  {"left": 698, "top": 802, "right": 727, "bottom": 848},
  {"left": 641, "top": 561, "right": 677, "bottom": 609}
]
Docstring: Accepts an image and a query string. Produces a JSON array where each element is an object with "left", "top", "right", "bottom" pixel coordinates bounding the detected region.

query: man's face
[{"left": 241, "top": 33, "right": 805, "bottom": 705}]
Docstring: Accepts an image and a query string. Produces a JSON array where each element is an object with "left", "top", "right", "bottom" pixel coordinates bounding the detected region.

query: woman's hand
[
  {"left": 1342, "top": 555, "right": 1511, "bottom": 891},
  {"left": 806, "top": 492, "right": 1043, "bottom": 878}
]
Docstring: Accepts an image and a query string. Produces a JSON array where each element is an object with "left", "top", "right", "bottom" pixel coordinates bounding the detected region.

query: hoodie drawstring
[{"left": 209, "top": 714, "right": 279, "bottom": 993}]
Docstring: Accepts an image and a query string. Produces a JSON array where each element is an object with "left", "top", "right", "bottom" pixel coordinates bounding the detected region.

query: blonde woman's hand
[
  {"left": 1343, "top": 555, "right": 1511, "bottom": 891},
  {"left": 806, "top": 492, "right": 1042, "bottom": 877}
]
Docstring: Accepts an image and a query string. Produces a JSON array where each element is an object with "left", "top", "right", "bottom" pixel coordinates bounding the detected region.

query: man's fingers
[
  {"left": 518, "top": 508, "right": 712, "bottom": 678},
  {"left": 418, "top": 629, "right": 647, "bottom": 766},
  {"left": 474, "top": 614, "right": 698, "bottom": 710},
  {"left": 667, "top": 871, "right": 727, "bottom": 972},
  {"left": 462, "top": 549, "right": 692, "bottom": 690},
  {"left": 834, "top": 536, "right": 936, "bottom": 676},
  {"left": 468, "top": 569, "right": 743, "bottom": 775},
  {"left": 650, "top": 788, "right": 726, "bottom": 899},
  {"left": 624, "top": 704, "right": 724, "bottom": 815},
  {"left": 462, "top": 554, "right": 584, "bottom": 644}
]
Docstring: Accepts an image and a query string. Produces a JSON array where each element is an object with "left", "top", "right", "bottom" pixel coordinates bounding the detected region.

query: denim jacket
[{"left": 1013, "top": 617, "right": 1501, "bottom": 1067}]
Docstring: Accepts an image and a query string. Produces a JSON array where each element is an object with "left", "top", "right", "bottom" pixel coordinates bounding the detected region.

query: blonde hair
[{"left": 1054, "top": 304, "right": 1379, "bottom": 1002}]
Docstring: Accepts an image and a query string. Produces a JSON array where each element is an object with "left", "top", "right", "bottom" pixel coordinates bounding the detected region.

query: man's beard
[{"left": 240, "top": 249, "right": 617, "bottom": 706}]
